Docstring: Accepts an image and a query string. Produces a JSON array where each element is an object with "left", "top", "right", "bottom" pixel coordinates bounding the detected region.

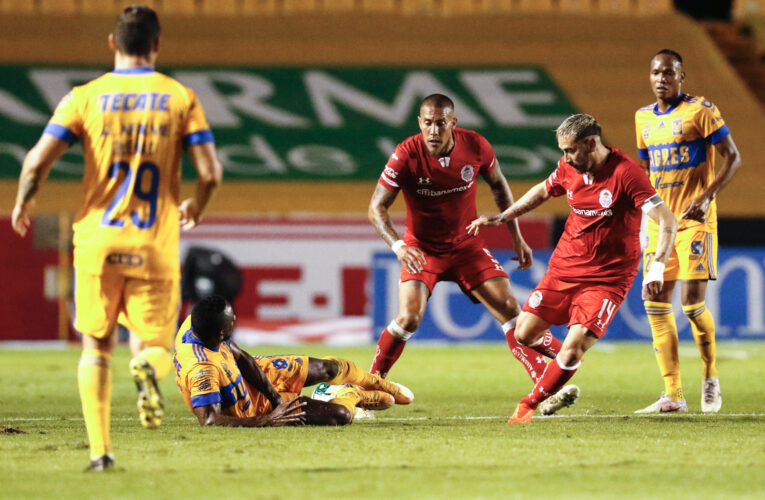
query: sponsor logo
[
  {"left": 197, "top": 379, "right": 211, "bottom": 392},
  {"left": 695, "top": 263, "right": 706, "bottom": 271},
  {"left": 567, "top": 189, "right": 574, "bottom": 200},
  {"left": 105, "top": 253, "right": 144, "bottom": 266},
  {"left": 384, "top": 166, "right": 398, "bottom": 178},
  {"left": 572, "top": 207, "right": 613, "bottom": 217},
  {"left": 418, "top": 177, "right": 432, "bottom": 185},
  {"left": 658, "top": 121, "right": 665, "bottom": 129},
  {"left": 221, "top": 363, "right": 232, "bottom": 377},
  {"left": 672, "top": 119, "right": 683, "bottom": 136},
  {"left": 599, "top": 189, "right": 613, "bottom": 208},
  {"left": 417, "top": 180, "right": 473, "bottom": 197},
  {"left": 460, "top": 165, "right": 474, "bottom": 182},
  {"left": 529, "top": 291, "right": 543, "bottom": 309}
]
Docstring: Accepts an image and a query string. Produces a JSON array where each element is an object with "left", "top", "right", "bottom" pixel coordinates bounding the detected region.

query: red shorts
[
  {"left": 400, "top": 243, "right": 508, "bottom": 301},
  {"left": 521, "top": 274, "right": 626, "bottom": 338}
]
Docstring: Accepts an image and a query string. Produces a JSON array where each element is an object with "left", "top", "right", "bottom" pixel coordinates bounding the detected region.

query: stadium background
[{"left": 1, "top": 0, "right": 764, "bottom": 345}]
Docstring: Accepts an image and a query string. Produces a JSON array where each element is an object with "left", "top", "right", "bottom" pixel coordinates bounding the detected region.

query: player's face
[
  {"left": 220, "top": 304, "right": 236, "bottom": 342},
  {"left": 558, "top": 134, "right": 595, "bottom": 173},
  {"left": 418, "top": 105, "right": 457, "bottom": 156},
  {"left": 650, "top": 54, "right": 684, "bottom": 102}
]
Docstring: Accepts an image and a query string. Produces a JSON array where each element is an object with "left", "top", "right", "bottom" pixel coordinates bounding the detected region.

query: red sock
[
  {"left": 529, "top": 330, "right": 562, "bottom": 359},
  {"left": 505, "top": 329, "right": 548, "bottom": 383},
  {"left": 370, "top": 329, "right": 406, "bottom": 378},
  {"left": 520, "top": 357, "right": 579, "bottom": 409}
]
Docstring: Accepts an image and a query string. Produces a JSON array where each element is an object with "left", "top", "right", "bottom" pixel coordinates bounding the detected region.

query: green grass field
[{"left": 2, "top": 341, "right": 764, "bottom": 499}]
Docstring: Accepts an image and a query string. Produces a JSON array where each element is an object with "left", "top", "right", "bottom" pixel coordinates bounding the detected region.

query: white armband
[
  {"left": 643, "top": 260, "right": 665, "bottom": 286},
  {"left": 391, "top": 240, "right": 405, "bottom": 253},
  {"left": 641, "top": 194, "right": 664, "bottom": 214}
]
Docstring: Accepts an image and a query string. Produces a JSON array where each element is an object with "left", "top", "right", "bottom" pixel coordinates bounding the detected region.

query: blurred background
[{"left": 1, "top": 0, "right": 763, "bottom": 346}]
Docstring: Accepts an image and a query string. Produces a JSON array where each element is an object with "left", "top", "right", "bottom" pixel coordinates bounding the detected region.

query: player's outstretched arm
[
  {"left": 642, "top": 201, "right": 678, "bottom": 299},
  {"left": 229, "top": 340, "right": 283, "bottom": 409},
  {"left": 681, "top": 134, "right": 741, "bottom": 222},
  {"left": 481, "top": 167, "right": 533, "bottom": 269},
  {"left": 192, "top": 398, "right": 306, "bottom": 427},
  {"left": 180, "top": 142, "right": 223, "bottom": 230},
  {"left": 467, "top": 181, "right": 550, "bottom": 236},
  {"left": 369, "top": 183, "right": 426, "bottom": 274},
  {"left": 12, "top": 135, "right": 70, "bottom": 237}
]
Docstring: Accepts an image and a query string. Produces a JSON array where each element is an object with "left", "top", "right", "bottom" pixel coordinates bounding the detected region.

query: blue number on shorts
[
  {"left": 100, "top": 161, "right": 160, "bottom": 229},
  {"left": 644, "top": 252, "right": 654, "bottom": 271}
]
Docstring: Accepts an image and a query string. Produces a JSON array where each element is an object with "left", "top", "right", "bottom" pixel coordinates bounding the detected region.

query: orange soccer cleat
[{"left": 507, "top": 402, "right": 534, "bottom": 424}]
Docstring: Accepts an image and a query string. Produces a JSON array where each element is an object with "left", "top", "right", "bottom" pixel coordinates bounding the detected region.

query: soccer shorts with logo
[
  {"left": 643, "top": 226, "right": 718, "bottom": 281},
  {"left": 399, "top": 242, "right": 508, "bottom": 301},
  {"left": 521, "top": 274, "right": 626, "bottom": 338},
  {"left": 74, "top": 269, "right": 179, "bottom": 349},
  {"left": 246, "top": 355, "right": 309, "bottom": 415}
]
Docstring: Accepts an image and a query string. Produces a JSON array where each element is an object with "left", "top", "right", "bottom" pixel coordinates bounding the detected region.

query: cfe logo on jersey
[
  {"left": 460, "top": 165, "right": 474, "bottom": 182},
  {"left": 599, "top": 189, "right": 613, "bottom": 208},
  {"left": 528, "top": 291, "right": 543, "bottom": 309}
]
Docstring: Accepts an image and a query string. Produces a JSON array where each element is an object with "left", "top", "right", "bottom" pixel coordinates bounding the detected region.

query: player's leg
[
  {"left": 122, "top": 277, "right": 180, "bottom": 429},
  {"left": 74, "top": 270, "right": 122, "bottom": 471},
  {"left": 306, "top": 357, "right": 414, "bottom": 404},
  {"left": 370, "top": 280, "right": 429, "bottom": 378},
  {"left": 681, "top": 279, "right": 721, "bottom": 412}
]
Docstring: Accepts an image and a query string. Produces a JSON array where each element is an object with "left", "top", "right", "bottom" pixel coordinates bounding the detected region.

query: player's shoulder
[
  {"left": 454, "top": 127, "right": 489, "bottom": 146},
  {"left": 395, "top": 134, "right": 423, "bottom": 157},
  {"left": 635, "top": 102, "right": 656, "bottom": 116},
  {"left": 680, "top": 94, "right": 716, "bottom": 113},
  {"left": 610, "top": 147, "right": 645, "bottom": 177}
]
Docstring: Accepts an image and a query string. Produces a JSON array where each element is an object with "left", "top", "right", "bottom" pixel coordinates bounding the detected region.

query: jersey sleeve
[
  {"left": 697, "top": 99, "right": 730, "bottom": 145},
  {"left": 623, "top": 162, "right": 658, "bottom": 208},
  {"left": 635, "top": 112, "right": 649, "bottom": 160},
  {"left": 544, "top": 159, "right": 567, "bottom": 197},
  {"left": 187, "top": 363, "right": 222, "bottom": 408},
  {"left": 478, "top": 134, "right": 497, "bottom": 176},
  {"left": 43, "top": 90, "right": 82, "bottom": 145},
  {"left": 378, "top": 142, "right": 409, "bottom": 191},
  {"left": 182, "top": 88, "right": 215, "bottom": 148}
]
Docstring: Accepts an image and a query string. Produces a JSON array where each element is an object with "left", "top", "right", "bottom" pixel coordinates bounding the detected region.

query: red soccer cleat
[{"left": 507, "top": 402, "right": 534, "bottom": 424}]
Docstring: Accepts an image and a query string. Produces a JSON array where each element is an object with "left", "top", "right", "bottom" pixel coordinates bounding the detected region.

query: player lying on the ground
[{"left": 175, "top": 295, "right": 413, "bottom": 426}]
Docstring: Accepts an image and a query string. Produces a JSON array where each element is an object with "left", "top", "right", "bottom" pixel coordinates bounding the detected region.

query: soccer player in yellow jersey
[
  {"left": 175, "top": 295, "right": 413, "bottom": 427},
  {"left": 11, "top": 6, "right": 223, "bottom": 470},
  {"left": 634, "top": 49, "right": 741, "bottom": 414}
]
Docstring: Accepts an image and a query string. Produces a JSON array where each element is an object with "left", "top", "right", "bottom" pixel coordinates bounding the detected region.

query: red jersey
[
  {"left": 545, "top": 147, "right": 657, "bottom": 292},
  {"left": 378, "top": 128, "right": 496, "bottom": 254}
]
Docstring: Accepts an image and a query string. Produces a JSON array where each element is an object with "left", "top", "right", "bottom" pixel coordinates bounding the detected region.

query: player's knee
[
  {"left": 558, "top": 346, "right": 584, "bottom": 367},
  {"left": 513, "top": 323, "right": 538, "bottom": 346},
  {"left": 391, "top": 317, "right": 419, "bottom": 337}
]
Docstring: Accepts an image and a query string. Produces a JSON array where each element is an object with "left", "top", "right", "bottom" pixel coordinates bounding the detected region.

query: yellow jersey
[
  {"left": 173, "top": 316, "right": 255, "bottom": 417},
  {"left": 45, "top": 67, "right": 214, "bottom": 279},
  {"left": 635, "top": 93, "right": 729, "bottom": 233}
]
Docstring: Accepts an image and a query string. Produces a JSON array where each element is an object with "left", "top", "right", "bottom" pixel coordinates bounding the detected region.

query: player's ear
[
  {"left": 108, "top": 32, "right": 116, "bottom": 52},
  {"left": 451, "top": 115, "right": 458, "bottom": 128}
]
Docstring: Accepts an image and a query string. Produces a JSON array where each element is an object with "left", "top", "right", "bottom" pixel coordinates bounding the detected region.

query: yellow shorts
[
  {"left": 643, "top": 227, "right": 718, "bottom": 281},
  {"left": 247, "top": 355, "right": 309, "bottom": 416},
  {"left": 73, "top": 269, "right": 179, "bottom": 348}
]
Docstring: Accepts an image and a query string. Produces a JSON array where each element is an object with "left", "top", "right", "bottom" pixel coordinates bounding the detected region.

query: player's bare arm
[
  {"left": 191, "top": 397, "right": 306, "bottom": 427},
  {"left": 481, "top": 166, "right": 533, "bottom": 269},
  {"left": 642, "top": 200, "right": 678, "bottom": 299},
  {"left": 12, "top": 135, "right": 70, "bottom": 237},
  {"left": 368, "top": 183, "right": 426, "bottom": 273},
  {"left": 681, "top": 134, "right": 741, "bottom": 222},
  {"left": 180, "top": 142, "right": 223, "bottom": 230},
  {"left": 229, "top": 340, "right": 283, "bottom": 409},
  {"left": 467, "top": 181, "right": 550, "bottom": 236}
]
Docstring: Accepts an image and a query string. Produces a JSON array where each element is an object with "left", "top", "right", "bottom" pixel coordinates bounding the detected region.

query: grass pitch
[{"left": 2, "top": 341, "right": 764, "bottom": 499}]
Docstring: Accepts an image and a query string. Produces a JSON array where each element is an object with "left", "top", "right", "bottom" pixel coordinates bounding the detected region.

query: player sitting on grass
[{"left": 175, "top": 295, "right": 413, "bottom": 427}]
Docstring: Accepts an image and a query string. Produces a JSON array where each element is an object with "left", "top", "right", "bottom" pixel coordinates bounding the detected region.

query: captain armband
[{"left": 641, "top": 194, "right": 664, "bottom": 214}]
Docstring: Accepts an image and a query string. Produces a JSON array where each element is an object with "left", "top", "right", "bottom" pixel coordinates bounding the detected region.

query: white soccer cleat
[
  {"left": 634, "top": 393, "right": 688, "bottom": 413},
  {"left": 389, "top": 381, "right": 415, "bottom": 405},
  {"left": 701, "top": 377, "right": 722, "bottom": 413},
  {"left": 354, "top": 407, "right": 376, "bottom": 420},
  {"left": 538, "top": 385, "right": 580, "bottom": 416}
]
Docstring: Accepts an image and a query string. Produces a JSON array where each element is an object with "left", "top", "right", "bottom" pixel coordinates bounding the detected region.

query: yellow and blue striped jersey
[
  {"left": 44, "top": 67, "right": 214, "bottom": 278},
  {"left": 173, "top": 316, "right": 255, "bottom": 417},
  {"left": 635, "top": 93, "right": 730, "bottom": 232}
]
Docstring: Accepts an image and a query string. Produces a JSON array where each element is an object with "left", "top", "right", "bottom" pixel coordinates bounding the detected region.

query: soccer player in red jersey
[
  {"left": 369, "top": 94, "right": 564, "bottom": 401},
  {"left": 468, "top": 114, "right": 678, "bottom": 423}
]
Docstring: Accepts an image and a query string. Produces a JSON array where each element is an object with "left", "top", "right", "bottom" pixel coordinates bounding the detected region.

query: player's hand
[
  {"left": 641, "top": 261, "right": 665, "bottom": 300},
  {"left": 179, "top": 198, "right": 201, "bottom": 230},
  {"left": 466, "top": 214, "right": 503, "bottom": 236},
  {"left": 513, "top": 238, "right": 533, "bottom": 270},
  {"left": 266, "top": 397, "right": 307, "bottom": 427},
  {"left": 395, "top": 244, "right": 426, "bottom": 274},
  {"left": 681, "top": 195, "right": 710, "bottom": 222},
  {"left": 11, "top": 201, "right": 34, "bottom": 237}
]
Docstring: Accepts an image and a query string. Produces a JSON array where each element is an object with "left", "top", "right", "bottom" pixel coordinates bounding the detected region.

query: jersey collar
[
  {"left": 653, "top": 93, "right": 684, "bottom": 116},
  {"left": 182, "top": 329, "right": 220, "bottom": 352},
  {"left": 112, "top": 67, "right": 155, "bottom": 75}
]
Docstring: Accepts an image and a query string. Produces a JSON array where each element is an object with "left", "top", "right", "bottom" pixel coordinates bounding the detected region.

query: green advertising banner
[{"left": 0, "top": 65, "right": 577, "bottom": 180}]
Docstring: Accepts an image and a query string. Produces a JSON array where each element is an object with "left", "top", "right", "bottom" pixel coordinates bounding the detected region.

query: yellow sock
[
  {"left": 645, "top": 301, "right": 683, "bottom": 401},
  {"left": 132, "top": 346, "right": 172, "bottom": 380},
  {"left": 324, "top": 356, "right": 375, "bottom": 387},
  {"left": 78, "top": 349, "right": 112, "bottom": 460},
  {"left": 683, "top": 302, "right": 718, "bottom": 378}
]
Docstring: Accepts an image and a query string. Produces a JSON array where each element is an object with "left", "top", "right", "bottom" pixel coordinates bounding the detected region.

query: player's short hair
[
  {"left": 421, "top": 94, "right": 455, "bottom": 112},
  {"left": 556, "top": 114, "right": 602, "bottom": 141},
  {"left": 191, "top": 295, "right": 227, "bottom": 344},
  {"left": 114, "top": 5, "right": 161, "bottom": 56},
  {"left": 655, "top": 48, "right": 683, "bottom": 65}
]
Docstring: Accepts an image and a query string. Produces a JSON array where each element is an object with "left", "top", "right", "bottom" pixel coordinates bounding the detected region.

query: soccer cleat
[
  {"left": 335, "top": 386, "right": 395, "bottom": 411},
  {"left": 84, "top": 454, "right": 114, "bottom": 472},
  {"left": 354, "top": 407, "right": 376, "bottom": 420},
  {"left": 129, "top": 358, "right": 164, "bottom": 429},
  {"left": 634, "top": 393, "right": 688, "bottom": 413},
  {"left": 507, "top": 402, "right": 534, "bottom": 424},
  {"left": 538, "top": 385, "right": 580, "bottom": 416},
  {"left": 701, "top": 377, "right": 722, "bottom": 413},
  {"left": 365, "top": 376, "right": 415, "bottom": 405}
]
